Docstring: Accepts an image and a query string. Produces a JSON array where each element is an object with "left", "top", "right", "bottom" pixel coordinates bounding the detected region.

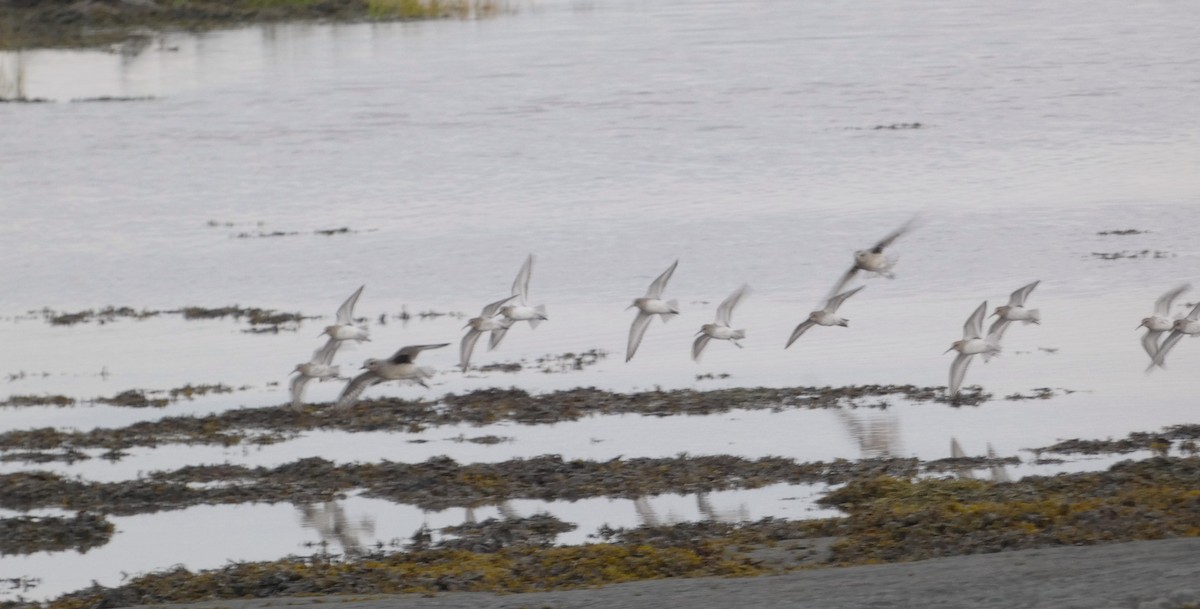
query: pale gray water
[{"left": 2, "top": 0, "right": 1200, "bottom": 600}]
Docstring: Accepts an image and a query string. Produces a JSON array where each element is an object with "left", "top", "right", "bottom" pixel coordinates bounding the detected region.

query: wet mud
[
  {"left": 0, "top": 513, "right": 113, "bottom": 556},
  {"left": 0, "top": 384, "right": 990, "bottom": 458},
  {"left": 0, "top": 0, "right": 504, "bottom": 50},
  {"left": 0, "top": 454, "right": 942, "bottom": 514},
  {"left": 18, "top": 457, "right": 1200, "bottom": 609}
]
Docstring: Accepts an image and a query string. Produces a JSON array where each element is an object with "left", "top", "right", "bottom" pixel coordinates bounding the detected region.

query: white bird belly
[
  {"left": 638, "top": 299, "right": 675, "bottom": 315},
  {"left": 705, "top": 325, "right": 738, "bottom": 340},
  {"left": 328, "top": 325, "right": 368, "bottom": 341},
  {"left": 503, "top": 306, "right": 541, "bottom": 321},
  {"left": 958, "top": 338, "right": 994, "bottom": 355}
]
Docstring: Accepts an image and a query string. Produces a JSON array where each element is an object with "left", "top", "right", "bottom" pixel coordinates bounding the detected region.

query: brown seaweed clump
[
  {"left": 0, "top": 513, "right": 114, "bottom": 555},
  {"left": 29, "top": 457, "right": 1200, "bottom": 609}
]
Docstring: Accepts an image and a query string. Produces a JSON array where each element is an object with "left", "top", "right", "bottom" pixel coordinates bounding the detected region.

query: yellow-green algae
[
  {"left": 820, "top": 457, "right": 1200, "bottom": 564},
  {"left": 33, "top": 457, "right": 1200, "bottom": 609},
  {"left": 45, "top": 544, "right": 764, "bottom": 609}
]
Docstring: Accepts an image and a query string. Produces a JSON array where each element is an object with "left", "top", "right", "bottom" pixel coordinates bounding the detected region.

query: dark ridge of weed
[
  {"left": 1, "top": 395, "right": 76, "bottom": 407},
  {"left": 95, "top": 390, "right": 169, "bottom": 408},
  {"left": 0, "top": 513, "right": 114, "bottom": 555},
  {"left": 0, "top": 384, "right": 1000, "bottom": 456},
  {"left": 33, "top": 457, "right": 1200, "bottom": 609}
]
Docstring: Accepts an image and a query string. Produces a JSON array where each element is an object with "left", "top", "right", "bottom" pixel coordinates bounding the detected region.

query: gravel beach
[{"left": 130, "top": 537, "right": 1200, "bottom": 609}]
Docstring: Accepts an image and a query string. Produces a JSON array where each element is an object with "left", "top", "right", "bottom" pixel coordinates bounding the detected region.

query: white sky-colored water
[{"left": 2, "top": 0, "right": 1200, "bottom": 599}]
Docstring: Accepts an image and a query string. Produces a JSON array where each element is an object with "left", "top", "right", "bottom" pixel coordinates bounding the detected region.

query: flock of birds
[{"left": 289, "top": 218, "right": 1200, "bottom": 411}]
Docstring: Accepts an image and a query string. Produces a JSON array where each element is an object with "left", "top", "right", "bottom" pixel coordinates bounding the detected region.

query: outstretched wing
[
  {"left": 963, "top": 301, "right": 988, "bottom": 340},
  {"left": 645, "top": 259, "right": 679, "bottom": 299},
  {"left": 460, "top": 330, "right": 482, "bottom": 371},
  {"left": 488, "top": 325, "right": 510, "bottom": 351},
  {"left": 391, "top": 343, "right": 450, "bottom": 364},
  {"left": 626, "top": 312, "right": 654, "bottom": 362},
  {"left": 826, "top": 265, "right": 861, "bottom": 303},
  {"left": 480, "top": 294, "right": 518, "bottom": 318},
  {"left": 824, "top": 285, "right": 865, "bottom": 314},
  {"left": 289, "top": 374, "right": 312, "bottom": 410},
  {"left": 511, "top": 254, "right": 534, "bottom": 304},
  {"left": 334, "top": 371, "right": 381, "bottom": 411},
  {"left": 785, "top": 320, "right": 816, "bottom": 348},
  {"left": 715, "top": 284, "right": 749, "bottom": 325},
  {"left": 1150, "top": 330, "right": 1185, "bottom": 370},
  {"left": 691, "top": 333, "right": 711, "bottom": 362},
  {"left": 1154, "top": 283, "right": 1191, "bottom": 317},
  {"left": 1008, "top": 280, "right": 1040, "bottom": 307},
  {"left": 987, "top": 318, "right": 1012, "bottom": 343},
  {"left": 1186, "top": 301, "right": 1200, "bottom": 322},
  {"left": 948, "top": 352, "right": 974, "bottom": 398},
  {"left": 312, "top": 337, "right": 342, "bottom": 365},
  {"left": 335, "top": 285, "right": 365, "bottom": 325},
  {"left": 1140, "top": 329, "right": 1164, "bottom": 361},
  {"left": 869, "top": 216, "right": 918, "bottom": 253}
]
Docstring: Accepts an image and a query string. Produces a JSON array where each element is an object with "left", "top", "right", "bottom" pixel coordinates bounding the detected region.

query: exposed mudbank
[
  {"left": 0, "top": 513, "right": 114, "bottom": 556},
  {"left": 22, "top": 457, "right": 1200, "bottom": 609},
  {"left": 0, "top": 0, "right": 510, "bottom": 50},
  {"left": 0, "top": 384, "right": 998, "bottom": 457}
]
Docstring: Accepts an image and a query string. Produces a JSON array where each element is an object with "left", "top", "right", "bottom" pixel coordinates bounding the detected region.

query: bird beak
[
  {"left": 943, "top": 346, "right": 956, "bottom": 354},
  {"left": 625, "top": 304, "right": 636, "bottom": 311}
]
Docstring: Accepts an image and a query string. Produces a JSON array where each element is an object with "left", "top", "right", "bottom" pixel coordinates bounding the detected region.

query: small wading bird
[
  {"left": 499, "top": 254, "right": 549, "bottom": 333},
  {"left": 786, "top": 285, "right": 865, "bottom": 348},
  {"left": 692, "top": 284, "right": 750, "bottom": 361},
  {"left": 626, "top": 259, "right": 681, "bottom": 362},
  {"left": 829, "top": 216, "right": 918, "bottom": 298},
  {"left": 321, "top": 285, "right": 370, "bottom": 343},
  {"left": 985, "top": 280, "right": 1041, "bottom": 362},
  {"left": 290, "top": 337, "right": 343, "bottom": 411},
  {"left": 1148, "top": 300, "right": 1200, "bottom": 371},
  {"left": 946, "top": 301, "right": 1001, "bottom": 399},
  {"left": 335, "top": 343, "right": 450, "bottom": 410},
  {"left": 988, "top": 280, "right": 1042, "bottom": 341},
  {"left": 460, "top": 295, "right": 518, "bottom": 371},
  {"left": 1138, "top": 283, "right": 1191, "bottom": 361}
]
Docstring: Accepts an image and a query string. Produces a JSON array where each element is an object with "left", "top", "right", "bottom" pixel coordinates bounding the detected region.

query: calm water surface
[{"left": 2, "top": 0, "right": 1200, "bottom": 599}]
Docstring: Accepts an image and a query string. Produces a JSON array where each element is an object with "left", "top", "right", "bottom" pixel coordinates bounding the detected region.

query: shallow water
[{"left": 2, "top": 0, "right": 1200, "bottom": 600}]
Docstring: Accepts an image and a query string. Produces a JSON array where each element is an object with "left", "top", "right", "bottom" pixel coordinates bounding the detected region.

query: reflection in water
[
  {"left": 987, "top": 443, "right": 1011, "bottom": 483},
  {"left": 297, "top": 501, "right": 375, "bottom": 556},
  {"left": 633, "top": 496, "right": 660, "bottom": 527},
  {"left": 837, "top": 409, "right": 901, "bottom": 459},
  {"left": 0, "top": 51, "right": 26, "bottom": 99},
  {"left": 950, "top": 437, "right": 975, "bottom": 480},
  {"left": 948, "top": 438, "right": 1012, "bottom": 482},
  {"left": 633, "top": 493, "right": 748, "bottom": 527}
]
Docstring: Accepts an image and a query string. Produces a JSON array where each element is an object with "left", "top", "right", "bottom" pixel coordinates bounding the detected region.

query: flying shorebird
[
  {"left": 692, "top": 284, "right": 749, "bottom": 361},
  {"left": 946, "top": 301, "right": 1001, "bottom": 399},
  {"left": 785, "top": 285, "right": 866, "bottom": 348},
  {"left": 626, "top": 259, "right": 680, "bottom": 362},
  {"left": 1148, "top": 300, "right": 1200, "bottom": 371},
  {"left": 334, "top": 343, "right": 449, "bottom": 410},
  {"left": 460, "top": 295, "right": 518, "bottom": 371},
  {"left": 290, "top": 337, "right": 343, "bottom": 411},
  {"left": 828, "top": 217, "right": 918, "bottom": 298},
  {"left": 1138, "top": 283, "right": 1191, "bottom": 361},
  {"left": 499, "top": 254, "right": 549, "bottom": 332},
  {"left": 321, "top": 285, "right": 370, "bottom": 343},
  {"left": 984, "top": 280, "right": 1041, "bottom": 362},
  {"left": 988, "top": 280, "right": 1041, "bottom": 341}
]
